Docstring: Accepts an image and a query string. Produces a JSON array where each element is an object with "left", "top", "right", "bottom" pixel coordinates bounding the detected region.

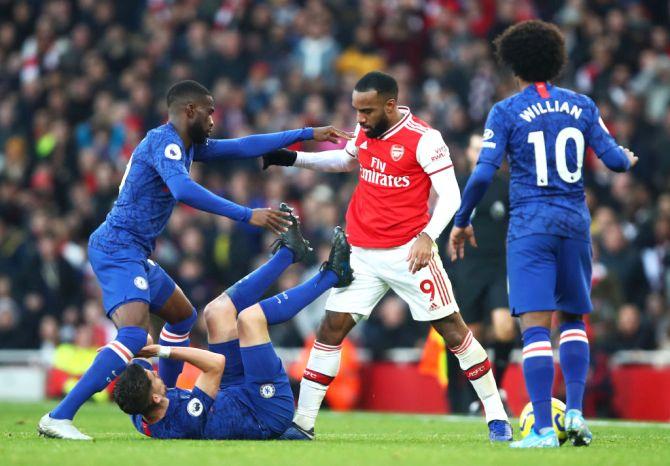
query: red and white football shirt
[{"left": 344, "top": 107, "right": 454, "bottom": 248}]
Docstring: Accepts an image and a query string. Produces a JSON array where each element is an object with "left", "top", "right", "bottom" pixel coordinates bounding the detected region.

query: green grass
[{"left": 1, "top": 402, "right": 669, "bottom": 466}]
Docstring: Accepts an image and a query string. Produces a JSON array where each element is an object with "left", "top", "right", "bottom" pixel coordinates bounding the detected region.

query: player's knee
[
  {"left": 316, "top": 312, "right": 352, "bottom": 345},
  {"left": 203, "top": 294, "right": 235, "bottom": 325},
  {"left": 432, "top": 313, "right": 469, "bottom": 348},
  {"left": 236, "top": 306, "right": 266, "bottom": 337}
]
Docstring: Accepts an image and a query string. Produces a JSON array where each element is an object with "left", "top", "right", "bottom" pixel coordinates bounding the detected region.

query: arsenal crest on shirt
[{"left": 391, "top": 144, "right": 405, "bottom": 161}]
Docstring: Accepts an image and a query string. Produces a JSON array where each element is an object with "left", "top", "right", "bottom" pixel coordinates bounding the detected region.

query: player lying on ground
[
  {"left": 449, "top": 20, "right": 638, "bottom": 448},
  {"left": 38, "top": 79, "right": 350, "bottom": 440},
  {"left": 113, "top": 212, "right": 353, "bottom": 439},
  {"left": 262, "top": 71, "right": 512, "bottom": 442}
]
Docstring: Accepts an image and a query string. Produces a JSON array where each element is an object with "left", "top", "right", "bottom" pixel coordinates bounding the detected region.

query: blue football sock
[
  {"left": 521, "top": 326, "right": 554, "bottom": 433},
  {"left": 226, "top": 246, "right": 294, "bottom": 312},
  {"left": 158, "top": 308, "right": 197, "bottom": 388},
  {"left": 257, "top": 270, "right": 338, "bottom": 325},
  {"left": 51, "top": 326, "right": 147, "bottom": 420},
  {"left": 559, "top": 321, "right": 589, "bottom": 412},
  {"left": 209, "top": 340, "right": 244, "bottom": 388}
]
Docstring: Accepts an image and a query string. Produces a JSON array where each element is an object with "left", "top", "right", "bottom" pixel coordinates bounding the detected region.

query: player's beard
[
  {"left": 363, "top": 115, "right": 390, "bottom": 139},
  {"left": 188, "top": 124, "right": 209, "bottom": 144}
]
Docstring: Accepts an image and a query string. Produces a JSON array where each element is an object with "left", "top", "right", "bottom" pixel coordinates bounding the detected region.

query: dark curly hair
[
  {"left": 494, "top": 20, "right": 567, "bottom": 83},
  {"left": 113, "top": 363, "right": 154, "bottom": 415}
]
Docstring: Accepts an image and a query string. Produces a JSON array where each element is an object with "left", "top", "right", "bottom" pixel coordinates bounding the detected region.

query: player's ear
[
  {"left": 384, "top": 98, "right": 396, "bottom": 114},
  {"left": 185, "top": 102, "right": 195, "bottom": 118}
]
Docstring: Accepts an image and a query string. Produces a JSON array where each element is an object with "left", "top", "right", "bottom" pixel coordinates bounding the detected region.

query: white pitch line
[{"left": 323, "top": 411, "right": 670, "bottom": 428}]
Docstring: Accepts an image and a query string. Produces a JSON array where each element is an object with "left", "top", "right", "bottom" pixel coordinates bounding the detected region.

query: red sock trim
[
  {"left": 464, "top": 359, "right": 491, "bottom": 381},
  {"left": 303, "top": 368, "right": 334, "bottom": 386}
]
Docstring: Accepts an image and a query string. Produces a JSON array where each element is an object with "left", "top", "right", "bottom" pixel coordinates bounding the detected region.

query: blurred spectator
[
  {"left": 362, "top": 295, "right": 426, "bottom": 360},
  {"left": 601, "top": 303, "right": 658, "bottom": 352}
]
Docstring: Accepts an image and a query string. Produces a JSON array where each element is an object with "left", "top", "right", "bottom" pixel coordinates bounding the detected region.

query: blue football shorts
[
  {"left": 88, "top": 245, "right": 176, "bottom": 316},
  {"left": 507, "top": 234, "right": 592, "bottom": 316},
  {"left": 239, "top": 342, "right": 294, "bottom": 437}
]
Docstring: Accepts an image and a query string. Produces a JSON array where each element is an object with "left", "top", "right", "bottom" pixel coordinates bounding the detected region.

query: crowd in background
[{"left": 1, "top": 0, "right": 670, "bottom": 377}]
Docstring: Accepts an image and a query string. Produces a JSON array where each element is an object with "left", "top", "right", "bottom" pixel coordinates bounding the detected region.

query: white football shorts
[{"left": 325, "top": 237, "right": 459, "bottom": 321}]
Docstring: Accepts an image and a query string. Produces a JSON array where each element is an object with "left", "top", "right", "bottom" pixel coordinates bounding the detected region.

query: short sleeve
[
  {"left": 344, "top": 125, "right": 361, "bottom": 158},
  {"left": 477, "top": 103, "right": 510, "bottom": 168},
  {"left": 416, "top": 129, "right": 453, "bottom": 175},
  {"left": 150, "top": 134, "right": 189, "bottom": 182},
  {"left": 584, "top": 98, "right": 619, "bottom": 158}
]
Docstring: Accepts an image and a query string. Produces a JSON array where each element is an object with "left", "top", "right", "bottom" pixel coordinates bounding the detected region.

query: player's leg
[
  {"left": 203, "top": 206, "right": 313, "bottom": 389},
  {"left": 151, "top": 267, "right": 197, "bottom": 388},
  {"left": 431, "top": 312, "right": 511, "bottom": 439},
  {"left": 507, "top": 235, "right": 560, "bottom": 448},
  {"left": 386, "top": 240, "right": 510, "bottom": 440},
  {"left": 446, "top": 262, "right": 487, "bottom": 414},
  {"left": 235, "top": 231, "right": 352, "bottom": 439},
  {"left": 203, "top": 293, "right": 245, "bottom": 388},
  {"left": 39, "top": 248, "right": 151, "bottom": 440},
  {"left": 224, "top": 202, "right": 311, "bottom": 315},
  {"left": 291, "top": 236, "right": 387, "bottom": 438},
  {"left": 556, "top": 237, "right": 593, "bottom": 446},
  {"left": 235, "top": 308, "right": 293, "bottom": 438}
]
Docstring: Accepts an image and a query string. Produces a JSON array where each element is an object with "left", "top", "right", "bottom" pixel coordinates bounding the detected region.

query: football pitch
[{"left": 1, "top": 402, "right": 669, "bottom": 466}]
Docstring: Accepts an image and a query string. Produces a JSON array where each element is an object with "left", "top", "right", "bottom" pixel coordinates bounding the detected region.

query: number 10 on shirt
[{"left": 528, "top": 127, "right": 584, "bottom": 186}]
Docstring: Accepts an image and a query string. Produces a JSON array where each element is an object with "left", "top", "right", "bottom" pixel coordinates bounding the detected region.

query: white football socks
[
  {"left": 451, "top": 330, "right": 508, "bottom": 423},
  {"left": 293, "top": 341, "right": 342, "bottom": 431}
]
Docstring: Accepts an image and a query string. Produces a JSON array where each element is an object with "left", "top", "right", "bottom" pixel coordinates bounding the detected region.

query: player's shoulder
[
  {"left": 145, "top": 123, "right": 185, "bottom": 160},
  {"left": 552, "top": 85, "right": 595, "bottom": 106},
  {"left": 487, "top": 95, "right": 519, "bottom": 121},
  {"left": 403, "top": 114, "right": 444, "bottom": 143}
]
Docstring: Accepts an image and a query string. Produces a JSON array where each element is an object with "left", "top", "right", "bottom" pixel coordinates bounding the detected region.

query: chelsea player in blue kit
[
  {"left": 449, "top": 21, "right": 638, "bottom": 448},
  {"left": 38, "top": 80, "right": 350, "bottom": 440},
  {"left": 113, "top": 210, "right": 353, "bottom": 440}
]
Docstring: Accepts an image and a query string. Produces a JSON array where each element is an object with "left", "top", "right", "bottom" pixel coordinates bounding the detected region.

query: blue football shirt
[
  {"left": 477, "top": 83, "right": 621, "bottom": 242},
  {"left": 90, "top": 123, "right": 196, "bottom": 255},
  {"left": 132, "top": 386, "right": 266, "bottom": 440},
  {"left": 132, "top": 387, "right": 214, "bottom": 439}
]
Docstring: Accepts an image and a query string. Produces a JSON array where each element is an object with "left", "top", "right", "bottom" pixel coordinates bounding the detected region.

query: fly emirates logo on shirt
[{"left": 360, "top": 155, "right": 411, "bottom": 188}]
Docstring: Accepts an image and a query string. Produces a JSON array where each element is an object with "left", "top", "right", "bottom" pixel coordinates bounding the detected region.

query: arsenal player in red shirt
[{"left": 263, "top": 72, "right": 511, "bottom": 442}]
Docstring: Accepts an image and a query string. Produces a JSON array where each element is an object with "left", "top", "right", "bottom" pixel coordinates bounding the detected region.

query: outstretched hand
[
  {"left": 312, "top": 126, "right": 354, "bottom": 144},
  {"left": 448, "top": 225, "right": 477, "bottom": 261},
  {"left": 249, "top": 207, "right": 292, "bottom": 234}
]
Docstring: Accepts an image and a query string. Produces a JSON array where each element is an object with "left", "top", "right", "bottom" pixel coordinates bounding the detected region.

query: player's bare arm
[{"left": 138, "top": 344, "right": 225, "bottom": 399}]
